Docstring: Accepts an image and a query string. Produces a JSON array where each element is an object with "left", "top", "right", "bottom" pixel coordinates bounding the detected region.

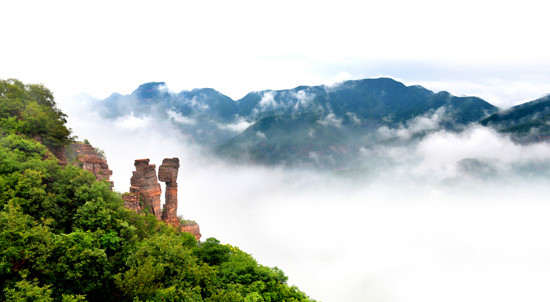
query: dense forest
[{"left": 0, "top": 79, "right": 314, "bottom": 302}]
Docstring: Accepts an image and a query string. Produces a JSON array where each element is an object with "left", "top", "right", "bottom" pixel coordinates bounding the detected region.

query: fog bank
[{"left": 59, "top": 95, "right": 550, "bottom": 302}]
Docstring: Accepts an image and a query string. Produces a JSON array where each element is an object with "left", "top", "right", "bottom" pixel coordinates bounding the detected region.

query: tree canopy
[
  {"left": 0, "top": 79, "right": 72, "bottom": 149},
  {"left": 0, "top": 80, "right": 315, "bottom": 302}
]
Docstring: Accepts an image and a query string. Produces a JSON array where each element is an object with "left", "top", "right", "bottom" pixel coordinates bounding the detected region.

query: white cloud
[
  {"left": 346, "top": 112, "right": 361, "bottom": 125},
  {"left": 376, "top": 108, "right": 445, "bottom": 140},
  {"left": 408, "top": 107, "right": 445, "bottom": 133},
  {"left": 61, "top": 94, "right": 550, "bottom": 302},
  {"left": 325, "top": 71, "right": 353, "bottom": 87},
  {"left": 292, "top": 90, "right": 315, "bottom": 110},
  {"left": 113, "top": 113, "right": 153, "bottom": 130},
  {"left": 256, "top": 131, "right": 267, "bottom": 139},
  {"left": 216, "top": 117, "right": 252, "bottom": 133},
  {"left": 186, "top": 96, "right": 209, "bottom": 112},
  {"left": 318, "top": 113, "right": 343, "bottom": 128},
  {"left": 415, "top": 126, "right": 550, "bottom": 177},
  {"left": 258, "top": 91, "right": 278, "bottom": 109},
  {"left": 308, "top": 151, "right": 320, "bottom": 162},
  {"left": 182, "top": 148, "right": 550, "bottom": 302},
  {"left": 167, "top": 110, "right": 196, "bottom": 125},
  {"left": 258, "top": 91, "right": 277, "bottom": 108},
  {"left": 157, "top": 83, "right": 177, "bottom": 96}
]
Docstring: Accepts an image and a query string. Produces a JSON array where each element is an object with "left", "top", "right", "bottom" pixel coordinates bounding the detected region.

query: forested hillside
[
  {"left": 96, "top": 78, "right": 498, "bottom": 167},
  {"left": 480, "top": 95, "right": 550, "bottom": 142},
  {"left": 0, "top": 79, "right": 314, "bottom": 302}
]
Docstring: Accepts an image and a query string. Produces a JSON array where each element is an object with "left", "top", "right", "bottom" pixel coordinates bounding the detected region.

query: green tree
[
  {"left": 4, "top": 279, "right": 54, "bottom": 302},
  {"left": 0, "top": 78, "right": 72, "bottom": 149},
  {"left": 0, "top": 80, "right": 315, "bottom": 302}
]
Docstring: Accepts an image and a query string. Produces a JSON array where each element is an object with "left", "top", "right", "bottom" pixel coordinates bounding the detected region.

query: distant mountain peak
[
  {"left": 95, "top": 76, "right": 522, "bottom": 167},
  {"left": 133, "top": 82, "right": 166, "bottom": 99}
]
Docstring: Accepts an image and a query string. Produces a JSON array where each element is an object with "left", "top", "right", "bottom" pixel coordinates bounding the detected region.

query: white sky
[{"left": 2, "top": 0, "right": 550, "bottom": 108}]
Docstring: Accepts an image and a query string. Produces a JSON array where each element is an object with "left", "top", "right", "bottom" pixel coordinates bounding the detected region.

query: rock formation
[
  {"left": 71, "top": 142, "right": 113, "bottom": 189},
  {"left": 129, "top": 159, "right": 162, "bottom": 219},
  {"left": 122, "top": 158, "right": 201, "bottom": 240},
  {"left": 182, "top": 223, "right": 201, "bottom": 240},
  {"left": 159, "top": 158, "right": 180, "bottom": 228},
  {"left": 122, "top": 186, "right": 141, "bottom": 212}
]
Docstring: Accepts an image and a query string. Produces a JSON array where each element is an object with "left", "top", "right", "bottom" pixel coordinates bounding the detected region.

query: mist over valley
[
  {"left": 60, "top": 77, "right": 550, "bottom": 302},
  {"left": 4, "top": 0, "right": 550, "bottom": 300}
]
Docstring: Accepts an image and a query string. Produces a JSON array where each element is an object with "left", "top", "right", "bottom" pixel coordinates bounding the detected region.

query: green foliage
[
  {"left": 0, "top": 82, "right": 315, "bottom": 301},
  {"left": 179, "top": 216, "right": 198, "bottom": 226},
  {"left": 4, "top": 279, "right": 54, "bottom": 302},
  {"left": 194, "top": 238, "right": 231, "bottom": 266},
  {"left": 0, "top": 78, "right": 73, "bottom": 150},
  {"left": 0, "top": 133, "right": 315, "bottom": 301},
  {"left": 62, "top": 294, "right": 87, "bottom": 302}
]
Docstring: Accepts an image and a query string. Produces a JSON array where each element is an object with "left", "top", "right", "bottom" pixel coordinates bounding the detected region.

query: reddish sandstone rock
[
  {"left": 130, "top": 159, "right": 162, "bottom": 219},
  {"left": 71, "top": 142, "right": 113, "bottom": 189},
  {"left": 122, "top": 186, "right": 142, "bottom": 212},
  {"left": 159, "top": 158, "right": 180, "bottom": 228},
  {"left": 122, "top": 157, "right": 201, "bottom": 241},
  {"left": 181, "top": 223, "right": 201, "bottom": 241},
  {"left": 158, "top": 158, "right": 179, "bottom": 183}
]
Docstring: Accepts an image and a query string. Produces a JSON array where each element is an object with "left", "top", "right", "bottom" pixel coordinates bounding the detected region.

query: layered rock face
[
  {"left": 72, "top": 142, "right": 113, "bottom": 189},
  {"left": 122, "top": 186, "right": 141, "bottom": 212},
  {"left": 182, "top": 223, "right": 201, "bottom": 240},
  {"left": 159, "top": 158, "right": 180, "bottom": 228},
  {"left": 130, "top": 159, "right": 162, "bottom": 219},
  {"left": 122, "top": 158, "right": 201, "bottom": 240}
]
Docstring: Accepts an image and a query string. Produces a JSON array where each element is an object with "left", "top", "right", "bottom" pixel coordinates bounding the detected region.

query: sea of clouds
[{"left": 59, "top": 94, "right": 550, "bottom": 302}]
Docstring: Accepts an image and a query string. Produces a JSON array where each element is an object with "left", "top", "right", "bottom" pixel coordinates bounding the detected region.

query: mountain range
[
  {"left": 480, "top": 95, "right": 550, "bottom": 143},
  {"left": 96, "top": 77, "right": 549, "bottom": 168}
]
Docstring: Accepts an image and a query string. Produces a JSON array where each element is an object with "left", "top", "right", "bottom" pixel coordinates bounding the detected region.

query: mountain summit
[
  {"left": 96, "top": 77, "right": 501, "bottom": 167},
  {"left": 480, "top": 95, "right": 550, "bottom": 142}
]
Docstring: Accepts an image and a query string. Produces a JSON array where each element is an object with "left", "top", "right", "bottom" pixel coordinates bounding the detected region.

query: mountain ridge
[
  {"left": 480, "top": 94, "right": 550, "bottom": 142},
  {"left": 97, "top": 77, "right": 550, "bottom": 167}
]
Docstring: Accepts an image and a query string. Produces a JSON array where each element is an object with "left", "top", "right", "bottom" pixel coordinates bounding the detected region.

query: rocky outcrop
[
  {"left": 71, "top": 142, "right": 113, "bottom": 189},
  {"left": 122, "top": 186, "right": 142, "bottom": 212},
  {"left": 122, "top": 157, "right": 201, "bottom": 240},
  {"left": 182, "top": 223, "right": 202, "bottom": 241},
  {"left": 159, "top": 158, "right": 180, "bottom": 229},
  {"left": 129, "top": 159, "right": 162, "bottom": 219}
]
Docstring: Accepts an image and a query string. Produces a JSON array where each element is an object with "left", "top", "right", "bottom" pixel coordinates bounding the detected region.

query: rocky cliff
[
  {"left": 62, "top": 144, "right": 200, "bottom": 240},
  {"left": 122, "top": 158, "right": 201, "bottom": 240},
  {"left": 69, "top": 142, "right": 114, "bottom": 189},
  {"left": 129, "top": 159, "right": 163, "bottom": 219}
]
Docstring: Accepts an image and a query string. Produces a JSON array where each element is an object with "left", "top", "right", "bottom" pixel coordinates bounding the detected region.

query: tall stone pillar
[
  {"left": 159, "top": 158, "right": 180, "bottom": 228},
  {"left": 130, "top": 159, "right": 162, "bottom": 219}
]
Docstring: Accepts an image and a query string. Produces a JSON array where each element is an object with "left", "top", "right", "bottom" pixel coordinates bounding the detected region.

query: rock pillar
[
  {"left": 159, "top": 158, "right": 180, "bottom": 228},
  {"left": 130, "top": 159, "right": 162, "bottom": 219},
  {"left": 122, "top": 157, "right": 201, "bottom": 241}
]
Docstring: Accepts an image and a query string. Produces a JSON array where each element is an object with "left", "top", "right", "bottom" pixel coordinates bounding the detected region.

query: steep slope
[
  {"left": 0, "top": 79, "right": 316, "bottom": 302},
  {"left": 480, "top": 95, "right": 550, "bottom": 142}
]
